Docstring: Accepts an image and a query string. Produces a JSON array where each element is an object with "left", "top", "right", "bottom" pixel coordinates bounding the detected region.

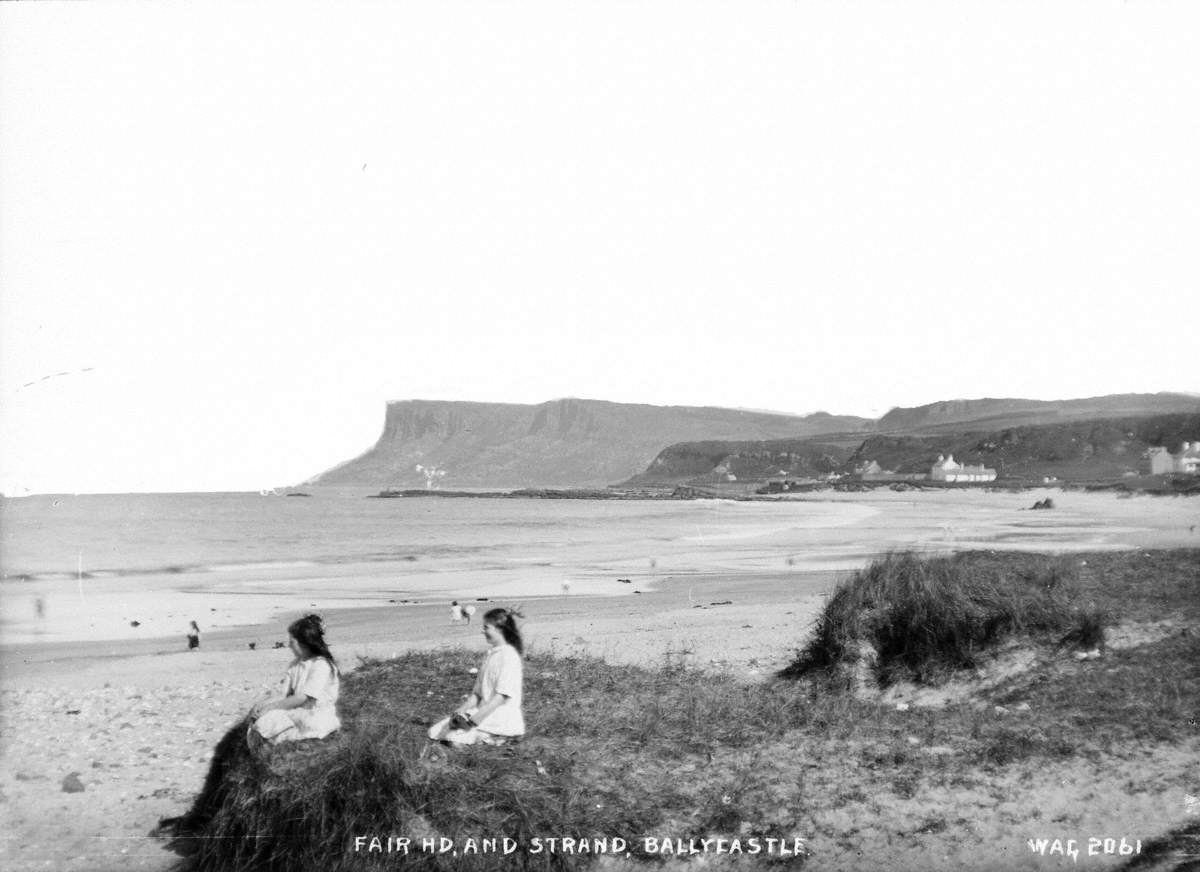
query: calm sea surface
[
  {"left": 1, "top": 491, "right": 876, "bottom": 643},
  {"left": 2, "top": 489, "right": 1193, "bottom": 644},
  {"left": 0, "top": 490, "right": 864, "bottom": 580}
]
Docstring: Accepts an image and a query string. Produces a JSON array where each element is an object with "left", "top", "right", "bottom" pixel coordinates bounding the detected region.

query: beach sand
[
  {"left": 0, "top": 575, "right": 829, "bottom": 872},
  {"left": 1, "top": 490, "right": 1197, "bottom": 871}
]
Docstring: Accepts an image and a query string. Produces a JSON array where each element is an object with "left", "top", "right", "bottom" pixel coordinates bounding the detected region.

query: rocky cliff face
[{"left": 309, "top": 398, "right": 871, "bottom": 488}]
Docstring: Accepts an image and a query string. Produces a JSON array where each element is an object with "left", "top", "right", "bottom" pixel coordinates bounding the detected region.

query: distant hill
[
  {"left": 624, "top": 439, "right": 856, "bottom": 487},
  {"left": 846, "top": 412, "right": 1200, "bottom": 481},
  {"left": 308, "top": 399, "right": 871, "bottom": 489},
  {"left": 875, "top": 393, "right": 1200, "bottom": 434},
  {"left": 308, "top": 393, "right": 1200, "bottom": 490},
  {"left": 627, "top": 410, "right": 1200, "bottom": 487}
]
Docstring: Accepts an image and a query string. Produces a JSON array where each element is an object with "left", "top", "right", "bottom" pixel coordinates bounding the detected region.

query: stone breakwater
[{"left": 0, "top": 680, "right": 266, "bottom": 872}]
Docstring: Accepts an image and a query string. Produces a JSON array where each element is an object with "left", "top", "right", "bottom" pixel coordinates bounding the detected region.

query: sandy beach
[{"left": 1, "top": 490, "right": 1197, "bottom": 871}]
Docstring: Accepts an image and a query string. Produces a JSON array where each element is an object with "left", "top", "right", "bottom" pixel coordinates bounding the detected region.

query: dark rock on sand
[{"left": 61, "top": 773, "right": 85, "bottom": 793}]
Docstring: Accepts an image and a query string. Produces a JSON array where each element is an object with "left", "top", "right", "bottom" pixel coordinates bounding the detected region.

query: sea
[
  {"left": 0, "top": 489, "right": 876, "bottom": 645},
  {"left": 2, "top": 487, "right": 1193, "bottom": 645}
]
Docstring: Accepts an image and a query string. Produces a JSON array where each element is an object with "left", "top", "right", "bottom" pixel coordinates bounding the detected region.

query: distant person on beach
[
  {"left": 450, "top": 600, "right": 464, "bottom": 623},
  {"left": 247, "top": 614, "right": 340, "bottom": 752},
  {"left": 428, "top": 607, "right": 524, "bottom": 746},
  {"left": 187, "top": 620, "right": 200, "bottom": 651}
]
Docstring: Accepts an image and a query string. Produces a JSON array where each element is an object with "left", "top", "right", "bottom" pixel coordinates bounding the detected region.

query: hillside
[
  {"left": 308, "top": 393, "right": 1199, "bottom": 490},
  {"left": 848, "top": 412, "right": 1200, "bottom": 480},
  {"left": 308, "top": 398, "right": 870, "bottom": 489},
  {"left": 628, "top": 412, "right": 1200, "bottom": 487},
  {"left": 624, "top": 439, "right": 856, "bottom": 487},
  {"left": 875, "top": 392, "right": 1200, "bottom": 434}
]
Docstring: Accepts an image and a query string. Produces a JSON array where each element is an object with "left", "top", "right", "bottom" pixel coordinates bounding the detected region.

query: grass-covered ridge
[
  {"left": 162, "top": 549, "right": 1200, "bottom": 872},
  {"left": 782, "top": 550, "right": 1103, "bottom": 684}
]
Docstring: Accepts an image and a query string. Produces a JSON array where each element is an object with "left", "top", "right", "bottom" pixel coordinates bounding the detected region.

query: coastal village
[{"left": 758, "top": 440, "right": 1200, "bottom": 494}]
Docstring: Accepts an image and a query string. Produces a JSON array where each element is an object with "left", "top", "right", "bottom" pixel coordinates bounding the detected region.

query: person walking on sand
[
  {"left": 428, "top": 607, "right": 524, "bottom": 747},
  {"left": 186, "top": 620, "right": 200, "bottom": 651},
  {"left": 247, "top": 614, "right": 340, "bottom": 752},
  {"left": 449, "top": 600, "right": 464, "bottom": 624}
]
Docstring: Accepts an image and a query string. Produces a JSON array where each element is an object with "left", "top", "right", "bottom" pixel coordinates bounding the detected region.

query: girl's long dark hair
[
  {"left": 288, "top": 613, "right": 338, "bottom": 673},
  {"left": 484, "top": 607, "right": 524, "bottom": 656}
]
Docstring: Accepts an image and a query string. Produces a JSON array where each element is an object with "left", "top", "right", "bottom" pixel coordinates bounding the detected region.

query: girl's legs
[{"left": 250, "top": 710, "right": 302, "bottom": 750}]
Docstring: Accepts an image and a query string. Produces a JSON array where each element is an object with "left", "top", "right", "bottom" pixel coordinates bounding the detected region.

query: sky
[{"left": 1, "top": 2, "right": 1197, "bottom": 495}]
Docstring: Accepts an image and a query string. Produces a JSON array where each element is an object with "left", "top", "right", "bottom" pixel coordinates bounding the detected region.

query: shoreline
[
  {"left": 1, "top": 567, "right": 838, "bottom": 872},
  {"left": 4, "top": 551, "right": 1198, "bottom": 872},
  {"left": 4, "top": 487, "right": 1197, "bottom": 649},
  {"left": 0, "top": 569, "right": 836, "bottom": 691}
]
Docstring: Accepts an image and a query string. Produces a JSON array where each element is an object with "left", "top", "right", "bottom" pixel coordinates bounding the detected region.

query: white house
[
  {"left": 929, "top": 454, "right": 997, "bottom": 483},
  {"left": 1149, "top": 442, "right": 1200, "bottom": 475}
]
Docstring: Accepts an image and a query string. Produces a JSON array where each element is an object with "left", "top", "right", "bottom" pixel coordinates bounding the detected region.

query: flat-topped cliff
[{"left": 309, "top": 398, "right": 871, "bottom": 489}]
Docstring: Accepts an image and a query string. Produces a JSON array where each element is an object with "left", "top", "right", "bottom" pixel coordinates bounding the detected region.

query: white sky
[{"left": 1, "top": 1, "right": 1197, "bottom": 495}]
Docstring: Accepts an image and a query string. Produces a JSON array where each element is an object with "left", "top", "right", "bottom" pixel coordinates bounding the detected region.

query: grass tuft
[{"left": 781, "top": 550, "right": 1085, "bottom": 684}]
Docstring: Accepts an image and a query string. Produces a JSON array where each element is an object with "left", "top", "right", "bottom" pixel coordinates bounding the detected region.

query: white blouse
[{"left": 470, "top": 643, "right": 524, "bottom": 737}]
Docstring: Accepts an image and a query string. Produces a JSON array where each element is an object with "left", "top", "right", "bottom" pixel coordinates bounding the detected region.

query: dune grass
[
  {"left": 162, "top": 549, "right": 1200, "bottom": 871},
  {"left": 782, "top": 550, "right": 1110, "bottom": 684}
]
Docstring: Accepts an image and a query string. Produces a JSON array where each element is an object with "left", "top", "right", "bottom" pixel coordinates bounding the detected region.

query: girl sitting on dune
[
  {"left": 248, "top": 614, "right": 340, "bottom": 752},
  {"left": 429, "top": 607, "right": 525, "bottom": 746}
]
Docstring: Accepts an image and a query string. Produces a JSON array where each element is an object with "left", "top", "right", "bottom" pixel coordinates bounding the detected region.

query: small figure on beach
[
  {"left": 187, "top": 620, "right": 200, "bottom": 651},
  {"left": 428, "top": 607, "right": 524, "bottom": 747},
  {"left": 449, "top": 600, "right": 464, "bottom": 623},
  {"left": 247, "top": 614, "right": 340, "bottom": 752},
  {"left": 561, "top": 579, "right": 571, "bottom": 595}
]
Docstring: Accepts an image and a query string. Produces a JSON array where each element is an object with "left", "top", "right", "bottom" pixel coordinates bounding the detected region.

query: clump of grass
[
  {"left": 782, "top": 550, "right": 1083, "bottom": 684},
  {"left": 1057, "top": 606, "right": 1110, "bottom": 651}
]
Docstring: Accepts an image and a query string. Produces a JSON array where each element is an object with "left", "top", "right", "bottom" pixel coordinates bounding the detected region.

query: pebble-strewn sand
[
  {"left": 2, "top": 491, "right": 1197, "bottom": 871},
  {"left": 1, "top": 680, "right": 262, "bottom": 871}
]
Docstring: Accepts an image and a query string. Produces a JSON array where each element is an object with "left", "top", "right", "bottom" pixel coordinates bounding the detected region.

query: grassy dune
[
  {"left": 161, "top": 549, "right": 1200, "bottom": 871},
  {"left": 782, "top": 550, "right": 1102, "bottom": 684}
]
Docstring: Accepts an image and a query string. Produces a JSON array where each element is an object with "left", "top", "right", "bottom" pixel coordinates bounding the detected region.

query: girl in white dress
[
  {"left": 429, "top": 607, "right": 525, "bottom": 746},
  {"left": 248, "top": 614, "right": 341, "bottom": 752}
]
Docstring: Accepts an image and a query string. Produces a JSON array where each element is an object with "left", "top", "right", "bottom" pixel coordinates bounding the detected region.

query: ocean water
[
  {"left": 0, "top": 490, "right": 874, "bottom": 644},
  {"left": 3, "top": 488, "right": 1193, "bottom": 645},
  {"left": 0, "top": 490, "right": 872, "bottom": 580}
]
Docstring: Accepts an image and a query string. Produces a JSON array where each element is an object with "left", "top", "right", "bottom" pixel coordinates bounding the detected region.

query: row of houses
[
  {"left": 929, "top": 454, "right": 998, "bottom": 482},
  {"left": 854, "top": 454, "right": 997, "bottom": 483},
  {"left": 855, "top": 442, "right": 1199, "bottom": 482}
]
